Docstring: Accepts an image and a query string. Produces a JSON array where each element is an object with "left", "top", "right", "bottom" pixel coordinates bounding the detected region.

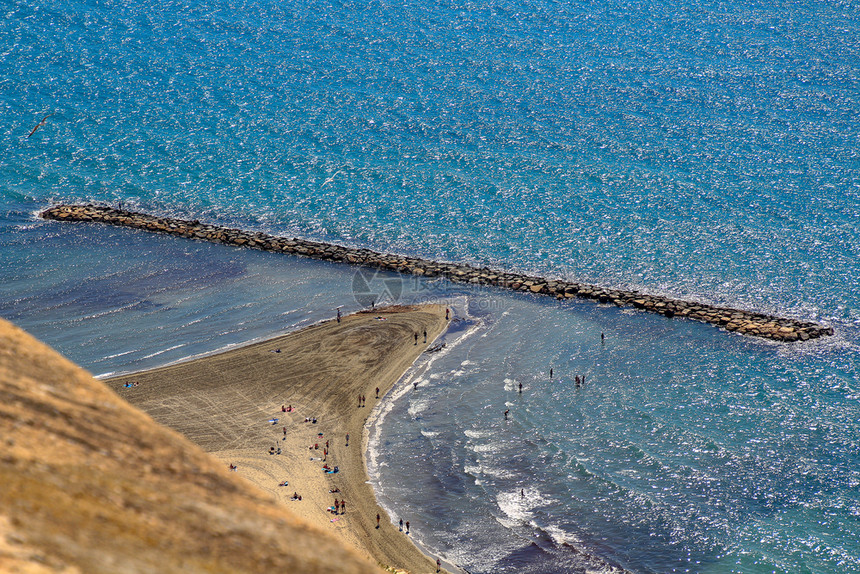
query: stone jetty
[{"left": 40, "top": 204, "right": 833, "bottom": 343}]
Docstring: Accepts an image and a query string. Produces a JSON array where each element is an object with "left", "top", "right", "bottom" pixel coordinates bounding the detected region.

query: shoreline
[
  {"left": 107, "top": 304, "right": 452, "bottom": 573},
  {"left": 41, "top": 203, "right": 832, "bottom": 343},
  {"left": 93, "top": 312, "right": 343, "bottom": 380}
]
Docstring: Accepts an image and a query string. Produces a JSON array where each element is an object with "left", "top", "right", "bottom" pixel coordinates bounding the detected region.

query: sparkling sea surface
[{"left": 2, "top": 1, "right": 860, "bottom": 572}]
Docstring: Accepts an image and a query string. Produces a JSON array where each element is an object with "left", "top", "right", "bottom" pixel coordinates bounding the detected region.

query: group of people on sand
[
  {"left": 266, "top": 389, "right": 427, "bottom": 566},
  {"left": 376, "top": 514, "right": 417, "bottom": 538},
  {"left": 122, "top": 381, "right": 140, "bottom": 388}
]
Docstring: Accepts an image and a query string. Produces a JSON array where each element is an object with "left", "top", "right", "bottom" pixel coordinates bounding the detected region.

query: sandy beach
[{"left": 108, "top": 304, "right": 450, "bottom": 573}]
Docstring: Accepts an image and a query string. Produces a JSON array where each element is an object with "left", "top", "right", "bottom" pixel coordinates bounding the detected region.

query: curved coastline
[
  {"left": 107, "top": 304, "right": 453, "bottom": 573},
  {"left": 41, "top": 203, "right": 833, "bottom": 342},
  {"left": 364, "top": 301, "right": 477, "bottom": 574}
]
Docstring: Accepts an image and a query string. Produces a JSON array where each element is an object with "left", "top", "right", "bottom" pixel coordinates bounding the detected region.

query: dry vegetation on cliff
[{"left": 0, "top": 318, "right": 378, "bottom": 574}]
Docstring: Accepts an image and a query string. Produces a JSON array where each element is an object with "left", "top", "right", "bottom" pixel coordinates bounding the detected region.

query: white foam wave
[
  {"left": 503, "top": 377, "right": 519, "bottom": 391},
  {"left": 104, "top": 349, "right": 137, "bottom": 359},
  {"left": 463, "top": 464, "right": 482, "bottom": 477},
  {"left": 408, "top": 398, "right": 430, "bottom": 417},
  {"left": 469, "top": 442, "right": 502, "bottom": 453},
  {"left": 141, "top": 343, "right": 186, "bottom": 359},
  {"left": 464, "top": 428, "right": 494, "bottom": 439},
  {"left": 464, "top": 461, "right": 515, "bottom": 480},
  {"left": 542, "top": 524, "right": 584, "bottom": 549}
]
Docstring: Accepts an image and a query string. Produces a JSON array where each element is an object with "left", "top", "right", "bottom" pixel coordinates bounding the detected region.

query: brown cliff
[{"left": 0, "top": 318, "right": 379, "bottom": 574}]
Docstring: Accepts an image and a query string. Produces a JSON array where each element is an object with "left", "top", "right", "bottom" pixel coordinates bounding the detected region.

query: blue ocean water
[{"left": 2, "top": 0, "right": 860, "bottom": 572}]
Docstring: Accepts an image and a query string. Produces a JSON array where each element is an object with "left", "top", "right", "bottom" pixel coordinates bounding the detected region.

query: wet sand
[{"left": 108, "top": 304, "right": 449, "bottom": 573}]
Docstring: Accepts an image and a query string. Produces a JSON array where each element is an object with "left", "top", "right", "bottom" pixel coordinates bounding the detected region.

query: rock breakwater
[{"left": 40, "top": 204, "right": 833, "bottom": 343}]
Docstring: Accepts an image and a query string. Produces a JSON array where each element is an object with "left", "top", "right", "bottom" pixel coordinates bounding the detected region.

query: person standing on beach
[
  {"left": 341, "top": 500, "right": 346, "bottom": 514},
  {"left": 414, "top": 332, "right": 418, "bottom": 345},
  {"left": 423, "top": 329, "right": 427, "bottom": 343},
  {"left": 346, "top": 433, "right": 350, "bottom": 446},
  {"left": 405, "top": 521, "right": 409, "bottom": 534},
  {"left": 399, "top": 518, "right": 403, "bottom": 531},
  {"left": 337, "top": 308, "right": 341, "bottom": 323},
  {"left": 437, "top": 558, "right": 441, "bottom": 572},
  {"left": 376, "top": 387, "right": 380, "bottom": 399},
  {"left": 446, "top": 308, "right": 450, "bottom": 320},
  {"left": 335, "top": 499, "right": 340, "bottom": 514},
  {"left": 376, "top": 513, "right": 381, "bottom": 529}
]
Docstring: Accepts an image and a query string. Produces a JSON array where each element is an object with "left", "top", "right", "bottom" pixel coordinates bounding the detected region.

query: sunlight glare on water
[{"left": 2, "top": 0, "right": 860, "bottom": 571}]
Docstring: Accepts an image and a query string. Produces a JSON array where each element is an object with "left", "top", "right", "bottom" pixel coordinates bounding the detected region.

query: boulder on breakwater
[{"left": 40, "top": 204, "right": 833, "bottom": 343}]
